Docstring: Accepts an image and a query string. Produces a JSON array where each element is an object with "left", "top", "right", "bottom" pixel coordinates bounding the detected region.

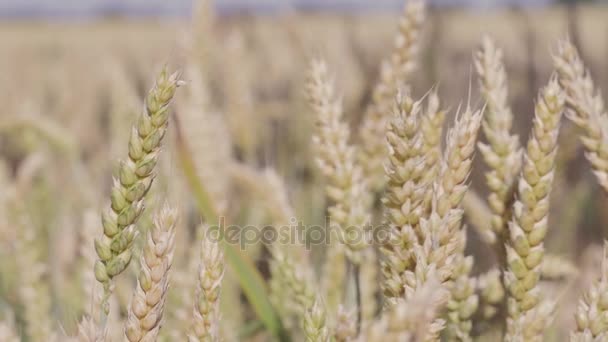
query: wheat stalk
[
  {"left": 322, "top": 243, "right": 347, "bottom": 315},
  {"left": 360, "top": 248, "right": 378, "bottom": 325},
  {"left": 94, "top": 68, "right": 181, "bottom": 318},
  {"left": 358, "top": 0, "right": 426, "bottom": 192},
  {"left": 504, "top": 77, "right": 564, "bottom": 341},
  {"left": 553, "top": 39, "right": 608, "bottom": 193},
  {"left": 124, "top": 205, "right": 177, "bottom": 341}
]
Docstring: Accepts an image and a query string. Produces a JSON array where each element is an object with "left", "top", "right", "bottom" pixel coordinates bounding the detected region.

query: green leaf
[{"left": 174, "top": 114, "right": 288, "bottom": 341}]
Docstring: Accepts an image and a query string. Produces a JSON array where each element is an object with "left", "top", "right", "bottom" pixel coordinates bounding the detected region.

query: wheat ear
[
  {"left": 433, "top": 105, "right": 483, "bottom": 239},
  {"left": 474, "top": 35, "right": 523, "bottom": 251},
  {"left": 307, "top": 59, "right": 369, "bottom": 262},
  {"left": 553, "top": 39, "right": 608, "bottom": 193},
  {"left": 433, "top": 106, "right": 483, "bottom": 341},
  {"left": 94, "top": 68, "right": 181, "bottom": 316},
  {"left": 365, "top": 276, "right": 448, "bottom": 342},
  {"left": 177, "top": 64, "right": 233, "bottom": 215},
  {"left": 359, "top": 0, "right": 426, "bottom": 192},
  {"left": 381, "top": 92, "right": 427, "bottom": 302},
  {"left": 334, "top": 306, "right": 357, "bottom": 342},
  {"left": 570, "top": 241, "right": 608, "bottom": 341},
  {"left": 7, "top": 160, "right": 57, "bottom": 342},
  {"left": 504, "top": 77, "right": 564, "bottom": 341},
  {"left": 124, "top": 205, "right": 177, "bottom": 341},
  {"left": 477, "top": 268, "right": 505, "bottom": 320},
  {"left": 270, "top": 247, "right": 316, "bottom": 314},
  {"left": 303, "top": 299, "right": 331, "bottom": 342},
  {"left": 390, "top": 105, "right": 482, "bottom": 302},
  {"left": 189, "top": 226, "right": 225, "bottom": 342}
]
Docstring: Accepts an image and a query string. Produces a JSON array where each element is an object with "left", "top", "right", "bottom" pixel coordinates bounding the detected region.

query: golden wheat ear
[
  {"left": 474, "top": 35, "right": 523, "bottom": 255},
  {"left": 553, "top": 39, "right": 608, "bottom": 194},
  {"left": 504, "top": 77, "right": 564, "bottom": 341},
  {"left": 358, "top": 0, "right": 427, "bottom": 193},
  {"left": 306, "top": 58, "right": 369, "bottom": 263},
  {"left": 124, "top": 204, "right": 177, "bottom": 342},
  {"left": 570, "top": 241, "right": 608, "bottom": 341},
  {"left": 189, "top": 224, "right": 225, "bottom": 342}
]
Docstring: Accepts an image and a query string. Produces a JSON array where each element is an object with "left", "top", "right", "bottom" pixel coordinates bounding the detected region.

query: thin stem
[{"left": 353, "top": 263, "right": 362, "bottom": 335}]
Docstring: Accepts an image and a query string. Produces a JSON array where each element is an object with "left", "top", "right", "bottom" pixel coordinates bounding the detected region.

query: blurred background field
[{"left": 2, "top": 0, "right": 608, "bottom": 340}]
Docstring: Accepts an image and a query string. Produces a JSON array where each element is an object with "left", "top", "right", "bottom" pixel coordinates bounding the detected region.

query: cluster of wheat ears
[{"left": 1, "top": 0, "right": 608, "bottom": 341}]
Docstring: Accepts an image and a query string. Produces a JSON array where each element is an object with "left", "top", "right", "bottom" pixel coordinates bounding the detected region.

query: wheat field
[{"left": 1, "top": 1, "right": 608, "bottom": 341}]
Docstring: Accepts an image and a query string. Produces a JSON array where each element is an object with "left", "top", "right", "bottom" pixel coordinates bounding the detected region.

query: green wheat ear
[{"left": 94, "top": 67, "right": 182, "bottom": 316}]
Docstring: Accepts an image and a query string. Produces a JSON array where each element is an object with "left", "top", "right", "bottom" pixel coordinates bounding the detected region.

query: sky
[{"left": 0, "top": 0, "right": 561, "bottom": 18}]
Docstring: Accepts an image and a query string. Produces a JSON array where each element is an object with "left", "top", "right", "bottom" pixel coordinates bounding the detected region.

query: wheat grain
[
  {"left": 504, "top": 77, "right": 564, "bottom": 341},
  {"left": 420, "top": 89, "right": 447, "bottom": 192},
  {"left": 124, "top": 205, "right": 177, "bottom": 341}
]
